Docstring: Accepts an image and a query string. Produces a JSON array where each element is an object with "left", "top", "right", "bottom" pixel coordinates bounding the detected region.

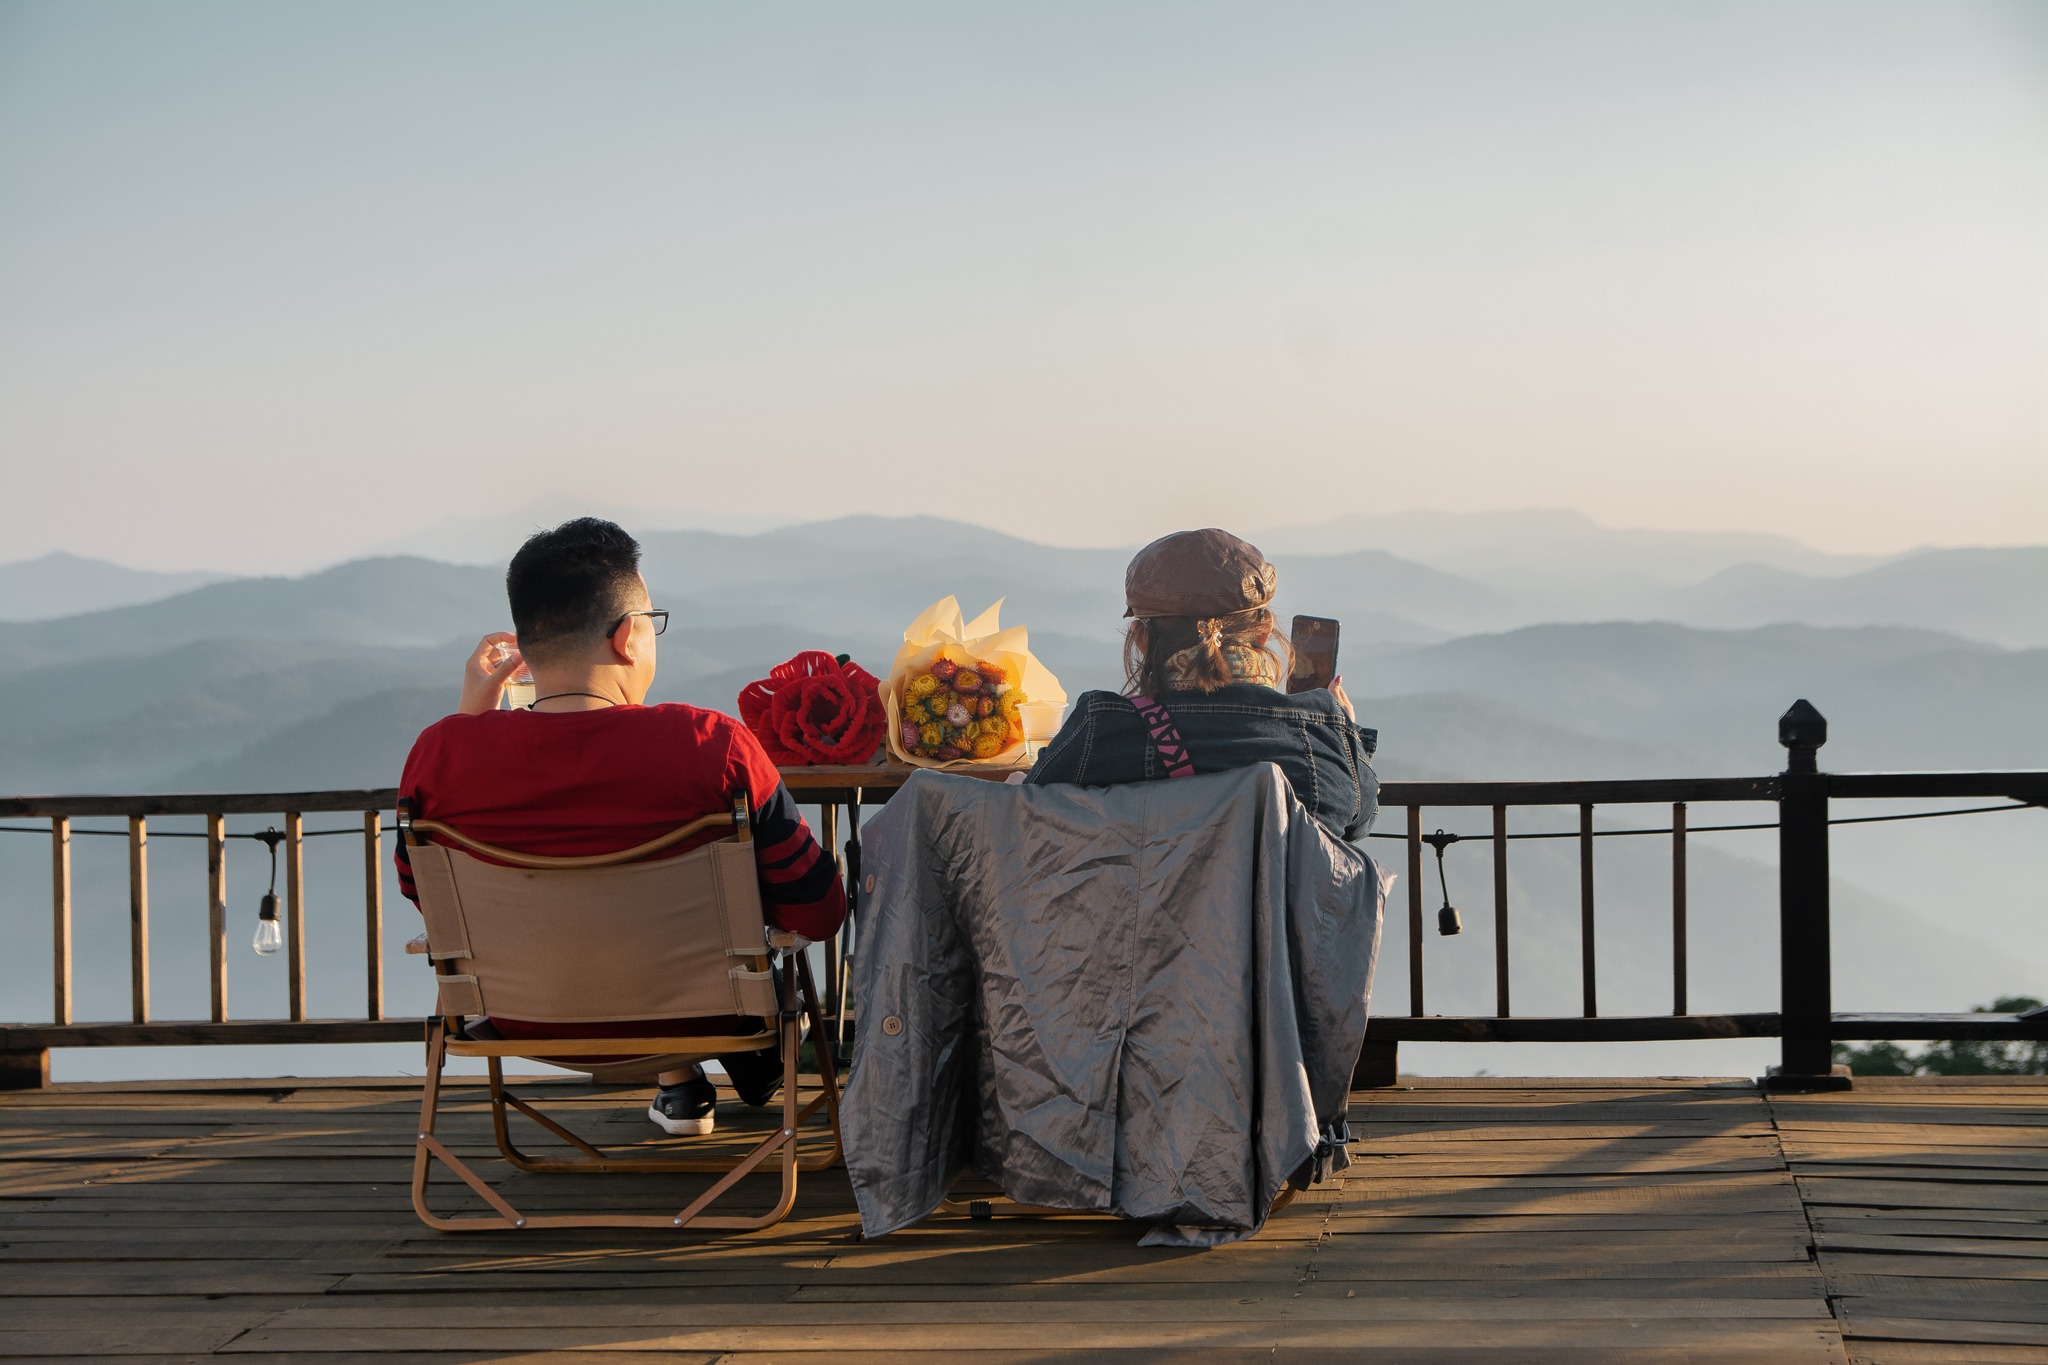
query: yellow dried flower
[
  {"left": 903, "top": 700, "right": 928, "bottom": 725},
  {"left": 908, "top": 674, "right": 940, "bottom": 700},
  {"left": 917, "top": 723, "right": 942, "bottom": 750},
  {"left": 971, "top": 731, "right": 1007, "bottom": 759}
]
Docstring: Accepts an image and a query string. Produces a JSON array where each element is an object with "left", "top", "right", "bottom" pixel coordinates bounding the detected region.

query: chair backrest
[{"left": 401, "top": 798, "right": 778, "bottom": 1025}]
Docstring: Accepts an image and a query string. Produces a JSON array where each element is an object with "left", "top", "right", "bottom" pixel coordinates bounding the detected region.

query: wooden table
[
  {"left": 777, "top": 760, "right": 1028, "bottom": 805},
  {"left": 775, "top": 761, "right": 1026, "bottom": 1030}
]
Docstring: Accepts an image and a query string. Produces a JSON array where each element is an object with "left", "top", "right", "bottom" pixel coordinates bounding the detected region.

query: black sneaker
[
  {"left": 720, "top": 1048, "right": 784, "bottom": 1108},
  {"left": 647, "top": 1076, "right": 716, "bottom": 1136}
]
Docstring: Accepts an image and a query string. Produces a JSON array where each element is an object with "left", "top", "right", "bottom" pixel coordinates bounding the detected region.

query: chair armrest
[{"left": 404, "top": 933, "right": 431, "bottom": 956}]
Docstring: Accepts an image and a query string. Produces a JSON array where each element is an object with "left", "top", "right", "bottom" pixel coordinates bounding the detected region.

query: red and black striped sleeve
[{"left": 726, "top": 723, "right": 847, "bottom": 942}]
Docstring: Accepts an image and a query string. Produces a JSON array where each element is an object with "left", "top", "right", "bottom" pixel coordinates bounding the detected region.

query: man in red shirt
[{"left": 397, "top": 518, "right": 846, "bottom": 1136}]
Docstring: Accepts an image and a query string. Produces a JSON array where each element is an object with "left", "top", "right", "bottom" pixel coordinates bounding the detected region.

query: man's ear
[{"left": 606, "top": 619, "right": 639, "bottom": 667}]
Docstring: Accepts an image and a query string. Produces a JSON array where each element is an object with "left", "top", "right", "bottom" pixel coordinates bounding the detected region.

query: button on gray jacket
[{"left": 843, "top": 763, "right": 1386, "bottom": 1247}]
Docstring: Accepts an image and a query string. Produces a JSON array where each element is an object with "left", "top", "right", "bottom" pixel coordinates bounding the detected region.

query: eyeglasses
[{"left": 606, "top": 609, "right": 669, "bottom": 638}]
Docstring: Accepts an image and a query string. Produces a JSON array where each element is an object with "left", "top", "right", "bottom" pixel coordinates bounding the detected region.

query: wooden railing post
[
  {"left": 51, "top": 816, "right": 71, "bottom": 1026},
  {"left": 1491, "top": 804, "right": 1509, "bottom": 1018},
  {"left": 128, "top": 816, "right": 150, "bottom": 1023},
  {"left": 18, "top": 815, "right": 72, "bottom": 1089},
  {"left": 820, "top": 801, "right": 840, "bottom": 1024},
  {"left": 207, "top": 815, "right": 228, "bottom": 1022},
  {"left": 1406, "top": 806, "right": 1424, "bottom": 1016},
  {"left": 1774, "top": 699, "right": 1842, "bottom": 1088},
  {"left": 1579, "top": 804, "right": 1596, "bottom": 1018},
  {"left": 363, "top": 811, "right": 384, "bottom": 1021},
  {"left": 1671, "top": 802, "right": 1688, "bottom": 1017},
  {"left": 285, "top": 812, "right": 306, "bottom": 1022}
]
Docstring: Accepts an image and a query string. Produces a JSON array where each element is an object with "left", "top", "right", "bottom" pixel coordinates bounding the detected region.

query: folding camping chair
[{"left": 399, "top": 795, "right": 842, "bottom": 1232}]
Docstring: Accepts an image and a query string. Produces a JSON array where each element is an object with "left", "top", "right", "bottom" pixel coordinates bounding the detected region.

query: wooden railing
[{"left": 2, "top": 701, "right": 2042, "bottom": 1089}]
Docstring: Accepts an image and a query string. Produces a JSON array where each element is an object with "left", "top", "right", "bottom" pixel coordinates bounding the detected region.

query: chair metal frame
[{"left": 401, "top": 797, "right": 843, "bottom": 1232}]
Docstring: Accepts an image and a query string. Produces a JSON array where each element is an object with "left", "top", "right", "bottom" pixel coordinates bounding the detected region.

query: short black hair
[{"left": 506, "top": 518, "right": 644, "bottom": 659}]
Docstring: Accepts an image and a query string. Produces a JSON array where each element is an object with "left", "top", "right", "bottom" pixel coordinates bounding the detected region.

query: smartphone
[{"left": 1287, "top": 616, "right": 1340, "bottom": 694}]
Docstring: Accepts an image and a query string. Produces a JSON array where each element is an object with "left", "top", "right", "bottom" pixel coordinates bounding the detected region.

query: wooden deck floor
[{"left": 1, "top": 1074, "right": 2043, "bottom": 1364}]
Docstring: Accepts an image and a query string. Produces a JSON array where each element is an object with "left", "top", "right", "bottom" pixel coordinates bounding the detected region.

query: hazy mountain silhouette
[
  {"left": 1354, "top": 622, "right": 2035, "bottom": 771},
  {"left": 1644, "top": 547, "right": 2048, "bottom": 648},
  {"left": 0, "top": 557, "right": 504, "bottom": 677},
  {"left": 1260, "top": 507, "right": 1881, "bottom": 608},
  {"left": 0, "top": 552, "right": 232, "bottom": 623}
]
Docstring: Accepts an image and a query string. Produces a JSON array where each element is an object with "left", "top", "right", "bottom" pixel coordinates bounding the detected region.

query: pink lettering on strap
[{"left": 1127, "top": 694, "right": 1195, "bottom": 779}]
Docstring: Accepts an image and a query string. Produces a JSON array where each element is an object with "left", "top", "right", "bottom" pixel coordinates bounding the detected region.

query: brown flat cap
[{"left": 1124, "top": 529, "right": 1277, "bottom": 619}]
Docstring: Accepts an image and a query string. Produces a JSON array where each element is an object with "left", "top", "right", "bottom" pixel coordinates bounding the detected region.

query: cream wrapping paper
[{"left": 882, "top": 597, "right": 1067, "bottom": 769}]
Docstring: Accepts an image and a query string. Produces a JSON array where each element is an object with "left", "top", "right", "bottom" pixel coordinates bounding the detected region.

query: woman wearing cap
[{"left": 1026, "top": 529, "right": 1378, "bottom": 842}]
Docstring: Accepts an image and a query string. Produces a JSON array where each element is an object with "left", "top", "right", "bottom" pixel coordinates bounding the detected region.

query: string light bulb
[
  {"left": 252, "top": 892, "right": 282, "bottom": 955},
  {"left": 252, "top": 827, "right": 285, "bottom": 956}
]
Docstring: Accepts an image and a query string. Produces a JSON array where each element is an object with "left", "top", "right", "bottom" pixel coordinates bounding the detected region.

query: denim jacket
[{"left": 1026, "top": 683, "right": 1379, "bottom": 842}]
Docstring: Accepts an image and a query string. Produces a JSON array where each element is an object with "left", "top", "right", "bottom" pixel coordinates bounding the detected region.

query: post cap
[{"left": 1778, "top": 699, "right": 1827, "bottom": 751}]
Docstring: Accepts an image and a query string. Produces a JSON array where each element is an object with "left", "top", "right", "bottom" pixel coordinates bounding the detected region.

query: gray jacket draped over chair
[{"left": 842, "top": 763, "right": 1386, "bottom": 1247}]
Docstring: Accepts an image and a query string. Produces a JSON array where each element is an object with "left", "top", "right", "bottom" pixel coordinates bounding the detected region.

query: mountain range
[
  {"left": 1, "top": 512, "right": 2041, "bottom": 1078},
  {"left": 9, "top": 509, "right": 2039, "bottom": 647}
]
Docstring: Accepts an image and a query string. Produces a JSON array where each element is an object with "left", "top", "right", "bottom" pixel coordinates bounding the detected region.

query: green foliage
[{"left": 1834, "top": 997, "right": 2046, "bottom": 1077}]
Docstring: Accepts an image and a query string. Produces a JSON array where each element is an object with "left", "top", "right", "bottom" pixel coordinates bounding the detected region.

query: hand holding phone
[{"left": 1287, "top": 615, "right": 1340, "bottom": 695}]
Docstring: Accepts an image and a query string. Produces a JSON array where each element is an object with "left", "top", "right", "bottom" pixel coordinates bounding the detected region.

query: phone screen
[{"left": 1287, "top": 616, "right": 1340, "bottom": 694}]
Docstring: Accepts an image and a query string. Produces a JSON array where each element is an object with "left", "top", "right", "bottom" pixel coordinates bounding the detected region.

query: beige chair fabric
[
  {"left": 409, "top": 836, "right": 778, "bottom": 1024},
  {"left": 403, "top": 805, "right": 846, "bottom": 1232}
]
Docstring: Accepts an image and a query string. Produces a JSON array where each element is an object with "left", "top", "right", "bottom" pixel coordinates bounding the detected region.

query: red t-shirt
[{"left": 396, "top": 703, "right": 846, "bottom": 1037}]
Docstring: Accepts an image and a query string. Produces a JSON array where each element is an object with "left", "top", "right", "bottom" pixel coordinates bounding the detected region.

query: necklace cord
[{"left": 527, "top": 691, "right": 619, "bottom": 709}]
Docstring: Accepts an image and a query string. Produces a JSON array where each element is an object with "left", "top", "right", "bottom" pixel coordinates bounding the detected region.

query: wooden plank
[
  {"left": 1771, "top": 1106, "right": 2048, "bottom": 1127},
  {"left": 1818, "top": 1232, "right": 2048, "bottom": 1259},
  {"left": 216, "top": 1319, "right": 1849, "bottom": 1353},
  {"left": 796, "top": 1277, "right": 1829, "bottom": 1302},
  {"left": 1837, "top": 1307, "right": 2048, "bottom": 1346},
  {"left": 1794, "top": 1163, "right": 2048, "bottom": 1184},
  {"left": 0, "top": 1021, "right": 424, "bottom": 1049},
  {"left": 1367, "top": 1013, "right": 1781, "bottom": 1042},
  {"left": 1775, "top": 1123, "right": 2048, "bottom": 1146},
  {"left": 1827, "top": 1292, "right": 2048, "bottom": 1323},
  {"left": 1813, "top": 1216, "right": 2048, "bottom": 1240},
  {"left": 255, "top": 1298, "right": 1838, "bottom": 1328},
  {"left": 551, "top": 1353, "right": 1820, "bottom": 1365},
  {"left": 0, "top": 791, "right": 400, "bottom": 818},
  {"left": 1799, "top": 1177, "right": 2048, "bottom": 1212},
  {"left": 0, "top": 1325, "right": 253, "bottom": 1355},
  {"left": 1819, "top": 1253, "right": 2048, "bottom": 1281},
  {"left": 1825, "top": 1275, "right": 2048, "bottom": 1304},
  {"left": 0, "top": 1266, "right": 347, "bottom": 1296},
  {"left": 1843, "top": 1346, "right": 2048, "bottom": 1365}
]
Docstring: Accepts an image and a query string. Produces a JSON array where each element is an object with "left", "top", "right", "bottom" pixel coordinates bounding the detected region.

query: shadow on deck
[{"left": 2, "top": 1075, "right": 2044, "bottom": 1364}]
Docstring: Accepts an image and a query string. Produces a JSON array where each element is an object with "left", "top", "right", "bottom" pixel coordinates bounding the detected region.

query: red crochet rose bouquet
[{"left": 738, "top": 652, "right": 888, "bottom": 766}]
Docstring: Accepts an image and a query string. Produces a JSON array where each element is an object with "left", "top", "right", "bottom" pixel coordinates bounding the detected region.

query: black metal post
[{"left": 1773, "top": 699, "right": 1844, "bottom": 1089}]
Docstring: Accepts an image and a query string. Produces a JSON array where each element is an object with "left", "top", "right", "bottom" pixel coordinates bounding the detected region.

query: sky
[{"left": 0, "top": 0, "right": 2042, "bottom": 573}]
